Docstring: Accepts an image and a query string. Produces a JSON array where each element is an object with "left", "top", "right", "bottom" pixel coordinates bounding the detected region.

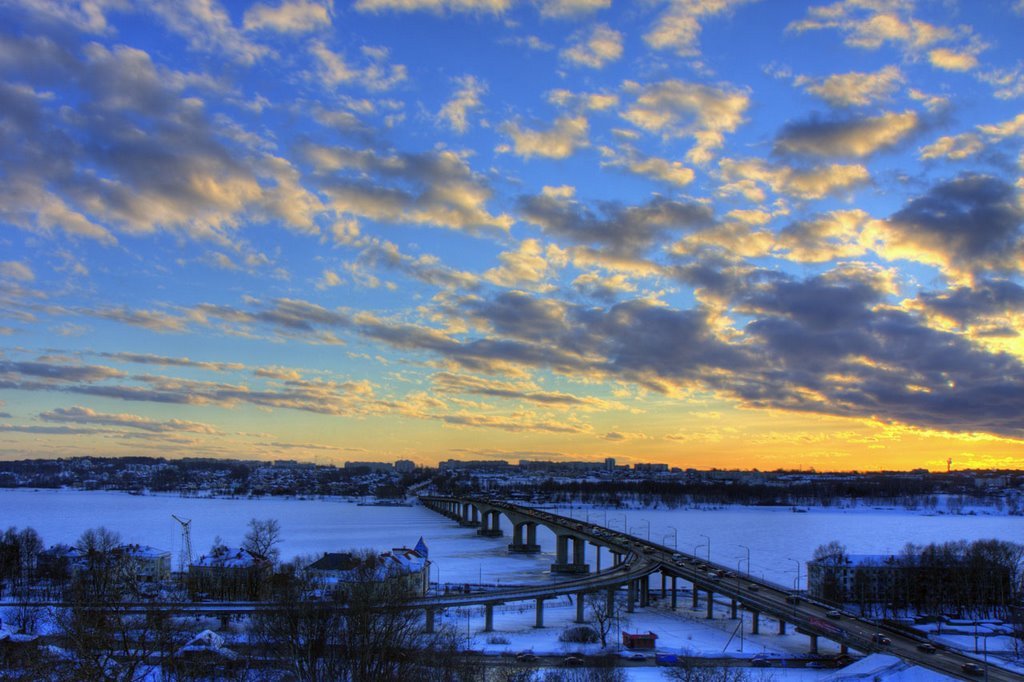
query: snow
[
  {"left": 2, "top": 489, "right": 1021, "bottom": 681},
  {"left": 819, "top": 654, "right": 956, "bottom": 682}
]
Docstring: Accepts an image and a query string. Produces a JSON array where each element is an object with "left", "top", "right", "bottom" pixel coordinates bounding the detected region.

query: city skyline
[{"left": 2, "top": 0, "right": 1024, "bottom": 471}]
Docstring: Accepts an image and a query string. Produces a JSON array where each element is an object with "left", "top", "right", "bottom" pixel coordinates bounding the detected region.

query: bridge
[{"left": 421, "top": 495, "right": 1019, "bottom": 682}]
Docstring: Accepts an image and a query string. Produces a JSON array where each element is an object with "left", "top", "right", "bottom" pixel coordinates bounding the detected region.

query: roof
[
  {"left": 194, "top": 546, "right": 268, "bottom": 568},
  {"left": 308, "top": 552, "right": 361, "bottom": 572}
]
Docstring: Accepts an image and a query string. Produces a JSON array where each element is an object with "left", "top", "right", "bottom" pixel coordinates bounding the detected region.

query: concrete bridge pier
[
  {"left": 706, "top": 590, "right": 714, "bottom": 619},
  {"left": 575, "top": 592, "right": 586, "bottom": 623},
  {"left": 639, "top": 577, "right": 650, "bottom": 607},
  {"left": 691, "top": 584, "right": 699, "bottom": 609},
  {"left": 595, "top": 545, "right": 601, "bottom": 571},
  {"left": 670, "top": 576, "right": 677, "bottom": 610},
  {"left": 534, "top": 598, "right": 545, "bottom": 628},
  {"left": 751, "top": 610, "right": 760, "bottom": 634},
  {"left": 606, "top": 587, "right": 616, "bottom": 614},
  {"left": 661, "top": 573, "right": 667, "bottom": 598},
  {"left": 508, "top": 522, "right": 540, "bottom": 553},
  {"left": 731, "top": 599, "right": 738, "bottom": 619},
  {"left": 477, "top": 510, "right": 503, "bottom": 537},
  {"left": 626, "top": 580, "right": 636, "bottom": 613},
  {"left": 778, "top": 619, "right": 786, "bottom": 635},
  {"left": 460, "top": 503, "right": 480, "bottom": 527},
  {"left": 551, "top": 534, "right": 589, "bottom": 574},
  {"left": 425, "top": 608, "right": 435, "bottom": 634},
  {"left": 809, "top": 634, "right": 818, "bottom": 654},
  {"left": 484, "top": 603, "right": 494, "bottom": 632}
]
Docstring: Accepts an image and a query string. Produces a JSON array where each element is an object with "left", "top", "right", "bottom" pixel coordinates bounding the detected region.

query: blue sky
[{"left": 1, "top": 0, "right": 1023, "bottom": 470}]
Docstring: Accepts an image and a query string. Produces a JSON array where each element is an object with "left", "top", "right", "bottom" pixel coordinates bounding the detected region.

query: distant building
[
  {"left": 633, "top": 463, "right": 669, "bottom": 473},
  {"left": 439, "top": 459, "right": 512, "bottom": 472},
  {"left": 807, "top": 554, "right": 901, "bottom": 603},
  {"left": 307, "top": 537, "right": 430, "bottom": 597},
  {"left": 344, "top": 461, "right": 394, "bottom": 473},
  {"left": 604, "top": 457, "right": 616, "bottom": 471},
  {"left": 394, "top": 459, "right": 415, "bottom": 473},
  {"left": 188, "top": 546, "right": 272, "bottom": 600}
]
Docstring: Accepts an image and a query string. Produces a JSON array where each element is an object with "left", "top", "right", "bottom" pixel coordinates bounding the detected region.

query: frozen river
[{"left": 1, "top": 489, "right": 1020, "bottom": 589}]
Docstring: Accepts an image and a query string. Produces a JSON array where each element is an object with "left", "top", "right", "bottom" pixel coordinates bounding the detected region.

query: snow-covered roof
[
  {"left": 194, "top": 546, "right": 267, "bottom": 568},
  {"left": 822, "top": 654, "right": 957, "bottom": 682}
]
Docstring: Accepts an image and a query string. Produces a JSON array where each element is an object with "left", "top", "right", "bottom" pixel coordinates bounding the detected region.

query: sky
[{"left": 1, "top": 0, "right": 1023, "bottom": 471}]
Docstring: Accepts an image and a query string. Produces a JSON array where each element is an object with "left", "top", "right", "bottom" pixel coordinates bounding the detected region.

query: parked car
[{"left": 562, "top": 655, "right": 585, "bottom": 667}]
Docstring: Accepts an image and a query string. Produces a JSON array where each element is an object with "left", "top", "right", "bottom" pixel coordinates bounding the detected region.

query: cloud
[
  {"left": 928, "top": 47, "right": 978, "bottom": 72},
  {"left": 438, "top": 75, "right": 485, "bottom": 133},
  {"left": 0, "top": 36, "right": 322, "bottom": 243},
  {"left": 774, "top": 210, "right": 870, "bottom": 263},
  {"left": 96, "top": 352, "right": 245, "bottom": 372},
  {"left": 483, "top": 238, "right": 566, "bottom": 288},
  {"left": 500, "top": 115, "right": 589, "bottom": 159},
  {"left": 432, "top": 371, "right": 609, "bottom": 408},
  {"left": 305, "top": 145, "right": 512, "bottom": 232},
  {"left": 601, "top": 146, "right": 695, "bottom": 186},
  {"left": 0, "top": 261, "right": 34, "bottom": 282},
  {"left": 354, "top": 239, "right": 480, "bottom": 290},
  {"left": 919, "top": 133, "right": 983, "bottom": 161},
  {"left": 916, "top": 280, "right": 1024, "bottom": 328},
  {"left": 717, "top": 158, "right": 870, "bottom": 201},
  {"left": 560, "top": 24, "right": 622, "bottom": 69},
  {"left": 775, "top": 110, "right": 920, "bottom": 158},
  {"left": 40, "top": 406, "right": 217, "bottom": 433},
  {"left": 355, "top": 0, "right": 510, "bottom": 12},
  {"left": 538, "top": 0, "right": 609, "bottom": 18},
  {"left": 644, "top": 0, "right": 754, "bottom": 58},
  {"left": 979, "top": 65, "right": 1024, "bottom": 100},
  {"left": 795, "top": 65, "right": 903, "bottom": 107},
  {"left": 868, "top": 174, "right": 1024, "bottom": 275},
  {"left": 518, "top": 188, "right": 714, "bottom": 256},
  {"left": 243, "top": 0, "right": 332, "bottom": 33},
  {"left": 787, "top": 1, "right": 955, "bottom": 53},
  {"left": 309, "top": 41, "right": 407, "bottom": 91},
  {"left": 621, "top": 79, "right": 749, "bottom": 164},
  {"left": 148, "top": 0, "right": 272, "bottom": 65}
]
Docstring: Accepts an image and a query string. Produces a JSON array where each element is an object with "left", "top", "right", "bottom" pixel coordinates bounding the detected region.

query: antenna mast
[{"left": 172, "top": 515, "right": 193, "bottom": 573}]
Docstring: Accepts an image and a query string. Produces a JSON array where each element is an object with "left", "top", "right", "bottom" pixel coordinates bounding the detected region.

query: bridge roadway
[{"left": 423, "top": 495, "right": 1019, "bottom": 682}]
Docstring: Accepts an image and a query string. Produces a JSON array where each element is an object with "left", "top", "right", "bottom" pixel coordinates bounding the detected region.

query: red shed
[{"left": 622, "top": 631, "right": 658, "bottom": 650}]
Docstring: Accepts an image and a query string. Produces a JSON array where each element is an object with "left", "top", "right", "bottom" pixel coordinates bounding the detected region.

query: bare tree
[
  {"left": 586, "top": 589, "right": 625, "bottom": 649},
  {"left": 242, "top": 518, "right": 281, "bottom": 565}
]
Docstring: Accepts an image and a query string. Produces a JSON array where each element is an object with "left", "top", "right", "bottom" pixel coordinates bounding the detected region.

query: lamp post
[
  {"left": 737, "top": 545, "right": 750, "bottom": 577},
  {"left": 787, "top": 558, "right": 802, "bottom": 592},
  {"left": 667, "top": 526, "right": 678, "bottom": 549},
  {"left": 700, "top": 534, "right": 711, "bottom": 562},
  {"left": 695, "top": 543, "right": 706, "bottom": 560}
]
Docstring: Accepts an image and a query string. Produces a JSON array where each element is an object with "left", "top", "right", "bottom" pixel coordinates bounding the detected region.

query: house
[
  {"left": 307, "top": 537, "right": 430, "bottom": 597},
  {"left": 116, "top": 544, "right": 171, "bottom": 582},
  {"left": 188, "top": 546, "right": 271, "bottom": 600}
]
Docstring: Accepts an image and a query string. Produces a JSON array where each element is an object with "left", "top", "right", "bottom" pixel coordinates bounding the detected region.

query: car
[
  {"left": 672, "top": 553, "right": 683, "bottom": 560},
  {"left": 620, "top": 652, "right": 646, "bottom": 661},
  {"left": 751, "top": 657, "right": 771, "bottom": 667},
  {"left": 961, "top": 663, "right": 984, "bottom": 676},
  {"left": 916, "top": 643, "right": 937, "bottom": 654},
  {"left": 515, "top": 652, "right": 538, "bottom": 662},
  {"left": 826, "top": 610, "right": 842, "bottom": 619},
  {"left": 562, "top": 655, "right": 585, "bottom": 667},
  {"left": 805, "top": 661, "right": 827, "bottom": 669},
  {"left": 748, "top": 584, "right": 760, "bottom": 591},
  {"left": 871, "top": 634, "right": 892, "bottom": 645},
  {"left": 785, "top": 595, "right": 801, "bottom": 604}
]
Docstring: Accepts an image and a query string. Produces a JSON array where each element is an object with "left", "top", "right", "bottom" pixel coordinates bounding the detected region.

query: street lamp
[
  {"left": 695, "top": 543, "right": 706, "bottom": 560},
  {"left": 737, "top": 545, "right": 750, "bottom": 577},
  {"left": 786, "top": 558, "right": 802, "bottom": 592},
  {"left": 639, "top": 519, "right": 650, "bottom": 541},
  {"left": 667, "top": 526, "right": 678, "bottom": 549},
  {"left": 700, "top": 534, "right": 711, "bottom": 562}
]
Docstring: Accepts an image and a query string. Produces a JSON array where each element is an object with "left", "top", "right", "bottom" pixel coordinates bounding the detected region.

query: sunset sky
[{"left": 2, "top": 0, "right": 1023, "bottom": 471}]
